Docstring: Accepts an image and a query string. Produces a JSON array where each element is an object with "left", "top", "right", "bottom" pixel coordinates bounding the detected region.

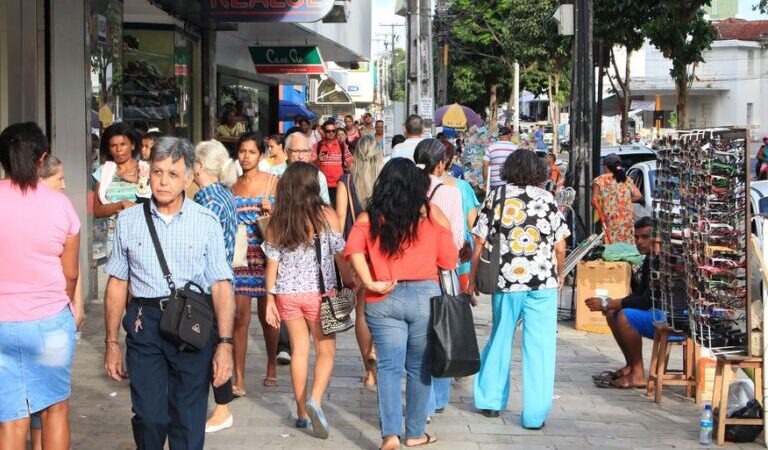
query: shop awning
[{"left": 279, "top": 99, "right": 318, "bottom": 121}]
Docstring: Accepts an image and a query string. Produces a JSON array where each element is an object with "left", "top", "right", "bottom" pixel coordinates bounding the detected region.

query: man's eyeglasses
[
  {"left": 324, "top": 128, "right": 336, "bottom": 134},
  {"left": 288, "top": 148, "right": 311, "bottom": 154}
]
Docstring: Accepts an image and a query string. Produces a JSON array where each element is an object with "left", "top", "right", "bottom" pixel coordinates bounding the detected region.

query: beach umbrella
[{"left": 434, "top": 103, "right": 484, "bottom": 129}]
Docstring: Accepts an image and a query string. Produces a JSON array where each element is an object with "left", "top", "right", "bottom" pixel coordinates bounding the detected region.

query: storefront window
[
  {"left": 218, "top": 74, "right": 271, "bottom": 137},
  {"left": 89, "top": 0, "right": 123, "bottom": 262},
  {"left": 122, "top": 25, "right": 195, "bottom": 140}
]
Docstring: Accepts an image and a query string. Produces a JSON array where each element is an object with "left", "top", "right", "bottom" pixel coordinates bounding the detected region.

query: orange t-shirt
[{"left": 345, "top": 216, "right": 458, "bottom": 302}]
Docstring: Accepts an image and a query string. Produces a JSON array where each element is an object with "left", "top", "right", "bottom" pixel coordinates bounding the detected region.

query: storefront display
[
  {"left": 122, "top": 25, "right": 196, "bottom": 140},
  {"left": 217, "top": 73, "right": 272, "bottom": 137}
]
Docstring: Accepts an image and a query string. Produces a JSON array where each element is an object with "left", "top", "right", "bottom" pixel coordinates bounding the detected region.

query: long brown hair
[{"left": 268, "top": 162, "right": 326, "bottom": 250}]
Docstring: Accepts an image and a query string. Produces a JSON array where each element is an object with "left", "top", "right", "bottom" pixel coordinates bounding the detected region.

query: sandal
[
  {"left": 262, "top": 377, "right": 278, "bottom": 387},
  {"left": 594, "top": 378, "right": 645, "bottom": 389},
  {"left": 232, "top": 385, "right": 247, "bottom": 398},
  {"left": 591, "top": 370, "right": 619, "bottom": 381},
  {"left": 404, "top": 433, "right": 438, "bottom": 448}
]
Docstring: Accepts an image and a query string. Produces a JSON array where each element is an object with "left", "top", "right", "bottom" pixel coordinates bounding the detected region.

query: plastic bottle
[{"left": 699, "top": 404, "right": 713, "bottom": 445}]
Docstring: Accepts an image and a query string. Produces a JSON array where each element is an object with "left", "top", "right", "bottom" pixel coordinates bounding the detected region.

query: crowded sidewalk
[{"left": 63, "top": 279, "right": 746, "bottom": 450}]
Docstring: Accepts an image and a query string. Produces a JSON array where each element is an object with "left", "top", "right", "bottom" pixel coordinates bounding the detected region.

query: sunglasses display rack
[
  {"left": 678, "top": 128, "right": 751, "bottom": 356},
  {"left": 651, "top": 145, "right": 688, "bottom": 333}
]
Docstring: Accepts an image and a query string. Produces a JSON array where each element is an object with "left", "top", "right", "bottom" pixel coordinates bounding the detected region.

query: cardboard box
[{"left": 575, "top": 260, "right": 632, "bottom": 334}]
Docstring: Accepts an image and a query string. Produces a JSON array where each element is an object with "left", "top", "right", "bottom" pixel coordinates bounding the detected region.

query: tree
[
  {"left": 643, "top": 1, "right": 716, "bottom": 129},
  {"left": 446, "top": 0, "right": 570, "bottom": 135},
  {"left": 757, "top": 0, "right": 768, "bottom": 13},
  {"left": 594, "top": 0, "right": 656, "bottom": 141}
]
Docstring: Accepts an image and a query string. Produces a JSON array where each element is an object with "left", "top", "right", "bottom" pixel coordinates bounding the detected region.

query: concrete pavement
[{"left": 68, "top": 288, "right": 764, "bottom": 450}]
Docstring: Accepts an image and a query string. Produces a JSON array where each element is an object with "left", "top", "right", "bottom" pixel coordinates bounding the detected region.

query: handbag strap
[
  {"left": 313, "top": 233, "right": 327, "bottom": 294},
  {"left": 429, "top": 183, "right": 444, "bottom": 202},
  {"left": 142, "top": 201, "right": 176, "bottom": 292},
  {"left": 346, "top": 174, "right": 357, "bottom": 223}
]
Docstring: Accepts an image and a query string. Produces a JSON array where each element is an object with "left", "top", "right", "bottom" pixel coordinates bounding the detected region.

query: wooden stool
[
  {"left": 645, "top": 326, "right": 698, "bottom": 404},
  {"left": 711, "top": 355, "right": 763, "bottom": 446}
]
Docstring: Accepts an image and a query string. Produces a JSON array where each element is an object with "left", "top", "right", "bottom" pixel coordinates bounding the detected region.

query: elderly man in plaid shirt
[{"left": 103, "top": 136, "right": 234, "bottom": 450}]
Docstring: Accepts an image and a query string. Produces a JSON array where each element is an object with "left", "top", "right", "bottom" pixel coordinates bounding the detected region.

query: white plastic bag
[{"left": 727, "top": 379, "right": 755, "bottom": 416}]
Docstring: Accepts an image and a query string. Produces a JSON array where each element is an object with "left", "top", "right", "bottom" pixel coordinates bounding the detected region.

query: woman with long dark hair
[
  {"left": 259, "top": 134, "right": 289, "bottom": 177},
  {"left": 0, "top": 123, "right": 81, "bottom": 450},
  {"left": 231, "top": 132, "right": 280, "bottom": 393},
  {"left": 264, "top": 162, "right": 351, "bottom": 439},
  {"left": 592, "top": 153, "right": 642, "bottom": 243},
  {"left": 93, "top": 122, "right": 142, "bottom": 256},
  {"left": 346, "top": 158, "right": 458, "bottom": 450}
]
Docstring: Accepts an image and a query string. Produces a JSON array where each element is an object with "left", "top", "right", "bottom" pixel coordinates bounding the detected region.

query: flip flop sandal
[
  {"left": 591, "top": 370, "right": 618, "bottom": 381},
  {"left": 404, "top": 433, "right": 438, "bottom": 448},
  {"left": 262, "top": 377, "right": 278, "bottom": 387},
  {"left": 594, "top": 378, "right": 644, "bottom": 389},
  {"left": 232, "top": 386, "right": 247, "bottom": 398}
]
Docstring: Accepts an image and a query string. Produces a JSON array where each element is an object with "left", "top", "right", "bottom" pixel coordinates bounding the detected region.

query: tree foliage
[{"left": 642, "top": 0, "right": 716, "bottom": 128}]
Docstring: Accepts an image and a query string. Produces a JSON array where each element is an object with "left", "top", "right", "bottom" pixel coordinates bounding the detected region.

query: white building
[{"left": 606, "top": 18, "right": 768, "bottom": 146}]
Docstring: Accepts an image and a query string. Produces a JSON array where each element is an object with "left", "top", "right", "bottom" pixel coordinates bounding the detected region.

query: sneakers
[
  {"left": 276, "top": 351, "right": 291, "bottom": 365},
  {"left": 295, "top": 417, "right": 312, "bottom": 428},
  {"left": 306, "top": 398, "right": 329, "bottom": 439},
  {"left": 205, "top": 414, "right": 233, "bottom": 433}
]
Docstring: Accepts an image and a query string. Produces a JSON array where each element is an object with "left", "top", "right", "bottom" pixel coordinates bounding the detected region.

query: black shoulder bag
[
  {"left": 143, "top": 202, "right": 215, "bottom": 352},
  {"left": 476, "top": 184, "right": 506, "bottom": 294}
]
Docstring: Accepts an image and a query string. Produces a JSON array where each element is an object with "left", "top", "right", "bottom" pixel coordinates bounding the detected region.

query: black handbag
[
  {"left": 429, "top": 269, "right": 481, "bottom": 378},
  {"left": 313, "top": 233, "right": 355, "bottom": 335},
  {"left": 476, "top": 184, "right": 506, "bottom": 294},
  {"left": 143, "top": 202, "right": 215, "bottom": 352}
]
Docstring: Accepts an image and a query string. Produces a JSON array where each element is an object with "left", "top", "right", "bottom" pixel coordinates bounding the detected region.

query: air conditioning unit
[{"left": 323, "top": 0, "right": 350, "bottom": 23}]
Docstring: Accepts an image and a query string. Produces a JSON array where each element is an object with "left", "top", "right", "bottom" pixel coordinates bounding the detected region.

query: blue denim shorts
[{"left": 0, "top": 307, "right": 76, "bottom": 423}]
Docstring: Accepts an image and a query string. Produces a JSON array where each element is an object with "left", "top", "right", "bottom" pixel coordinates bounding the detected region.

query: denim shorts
[{"left": 0, "top": 307, "right": 76, "bottom": 422}]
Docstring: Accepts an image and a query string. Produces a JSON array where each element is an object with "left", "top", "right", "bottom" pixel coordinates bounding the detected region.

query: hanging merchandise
[{"left": 653, "top": 128, "right": 753, "bottom": 355}]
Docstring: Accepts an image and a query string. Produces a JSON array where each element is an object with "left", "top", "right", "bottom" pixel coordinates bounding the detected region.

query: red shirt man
[{"left": 312, "top": 120, "right": 354, "bottom": 189}]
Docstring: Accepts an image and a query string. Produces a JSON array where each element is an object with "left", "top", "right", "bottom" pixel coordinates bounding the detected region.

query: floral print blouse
[
  {"left": 473, "top": 185, "right": 570, "bottom": 292},
  {"left": 592, "top": 173, "right": 637, "bottom": 244}
]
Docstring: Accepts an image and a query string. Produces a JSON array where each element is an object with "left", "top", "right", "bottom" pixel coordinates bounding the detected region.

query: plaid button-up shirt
[
  {"left": 104, "top": 197, "right": 233, "bottom": 297},
  {"left": 193, "top": 182, "right": 237, "bottom": 265}
]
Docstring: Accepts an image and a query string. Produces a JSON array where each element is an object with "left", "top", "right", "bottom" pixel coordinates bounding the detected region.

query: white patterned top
[{"left": 263, "top": 228, "right": 345, "bottom": 295}]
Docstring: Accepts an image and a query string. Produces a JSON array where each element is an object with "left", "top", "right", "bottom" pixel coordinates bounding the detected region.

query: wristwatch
[
  {"left": 217, "top": 337, "right": 234, "bottom": 345},
  {"left": 600, "top": 298, "right": 609, "bottom": 311}
]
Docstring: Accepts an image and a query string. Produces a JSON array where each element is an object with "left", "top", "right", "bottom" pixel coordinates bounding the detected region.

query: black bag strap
[
  {"left": 313, "top": 233, "right": 327, "bottom": 294},
  {"left": 429, "top": 183, "right": 444, "bottom": 202},
  {"left": 488, "top": 184, "right": 506, "bottom": 283},
  {"left": 143, "top": 201, "right": 176, "bottom": 292}
]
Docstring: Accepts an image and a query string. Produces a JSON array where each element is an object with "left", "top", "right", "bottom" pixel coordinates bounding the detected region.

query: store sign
[
  {"left": 207, "top": 0, "right": 335, "bottom": 23},
  {"left": 250, "top": 46, "right": 325, "bottom": 75}
]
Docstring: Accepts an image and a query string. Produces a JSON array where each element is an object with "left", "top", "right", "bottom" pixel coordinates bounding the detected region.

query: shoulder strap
[
  {"left": 143, "top": 201, "right": 176, "bottom": 292},
  {"left": 346, "top": 175, "right": 357, "bottom": 223},
  {"left": 313, "top": 234, "right": 327, "bottom": 294},
  {"left": 428, "top": 183, "right": 444, "bottom": 202}
]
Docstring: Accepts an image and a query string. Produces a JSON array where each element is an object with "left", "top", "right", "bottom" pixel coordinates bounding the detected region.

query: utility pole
[
  {"left": 435, "top": 0, "right": 448, "bottom": 107},
  {"left": 406, "top": 0, "right": 434, "bottom": 135},
  {"left": 513, "top": 61, "right": 520, "bottom": 133},
  {"left": 379, "top": 23, "right": 405, "bottom": 104},
  {"left": 570, "top": 0, "right": 594, "bottom": 231}
]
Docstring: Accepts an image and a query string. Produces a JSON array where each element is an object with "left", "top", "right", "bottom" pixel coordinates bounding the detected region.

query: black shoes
[
  {"left": 479, "top": 409, "right": 500, "bottom": 418},
  {"left": 524, "top": 422, "right": 546, "bottom": 430}
]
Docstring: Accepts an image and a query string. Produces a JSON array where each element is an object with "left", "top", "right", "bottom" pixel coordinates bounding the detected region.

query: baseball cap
[{"left": 603, "top": 153, "right": 622, "bottom": 167}]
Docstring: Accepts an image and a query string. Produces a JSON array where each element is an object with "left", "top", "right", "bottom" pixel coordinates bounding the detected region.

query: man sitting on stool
[{"left": 586, "top": 217, "right": 661, "bottom": 389}]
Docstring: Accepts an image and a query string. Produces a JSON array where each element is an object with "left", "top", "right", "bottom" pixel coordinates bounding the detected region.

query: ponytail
[{"left": 606, "top": 161, "right": 627, "bottom": 183}]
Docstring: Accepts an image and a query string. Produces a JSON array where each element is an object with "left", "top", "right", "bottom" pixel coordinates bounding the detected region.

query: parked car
[{"left": 601, "top": 144, "right": 657, "bottom": 170}]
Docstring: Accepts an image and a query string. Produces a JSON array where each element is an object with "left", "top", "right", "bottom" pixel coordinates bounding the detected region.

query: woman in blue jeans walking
[
  {"left": 468, "top": 150, "right": 569, "bottom": 429},
  {"left": 346, "top": 159, "right": 458, "bottom": 450}
]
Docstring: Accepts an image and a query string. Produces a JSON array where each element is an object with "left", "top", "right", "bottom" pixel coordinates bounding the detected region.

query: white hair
[{"left": 194, "top": 139, "right": 238, "bottom": 187}]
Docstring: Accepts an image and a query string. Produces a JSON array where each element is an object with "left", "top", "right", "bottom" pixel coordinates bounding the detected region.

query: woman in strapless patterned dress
[{"left": 231, "top": 132, "right": 279, "bottom": 395}]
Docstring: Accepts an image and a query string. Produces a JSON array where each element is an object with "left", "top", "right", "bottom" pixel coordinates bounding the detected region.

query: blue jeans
[
  {"left": 366, "top": 280, "right": 439, "bottom": 439},
  {"left": 473, "top": 288, "right": 558, "bottom": 428},
  {"left": 428, "top": 377, "right": 451, "bottom": 416}
]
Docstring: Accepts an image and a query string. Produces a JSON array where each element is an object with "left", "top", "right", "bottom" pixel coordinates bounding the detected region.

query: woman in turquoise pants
[{"left": 468, "top": 150, "right": 569, "bottom": 429}]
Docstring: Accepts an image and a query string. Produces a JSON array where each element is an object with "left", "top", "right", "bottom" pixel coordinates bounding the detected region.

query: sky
[
  {"left": 370, "top": 0, "right": 407, "bottom": 58},
  {"left": 739, "top": 0, "right": 768, "bottom": 19}
]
